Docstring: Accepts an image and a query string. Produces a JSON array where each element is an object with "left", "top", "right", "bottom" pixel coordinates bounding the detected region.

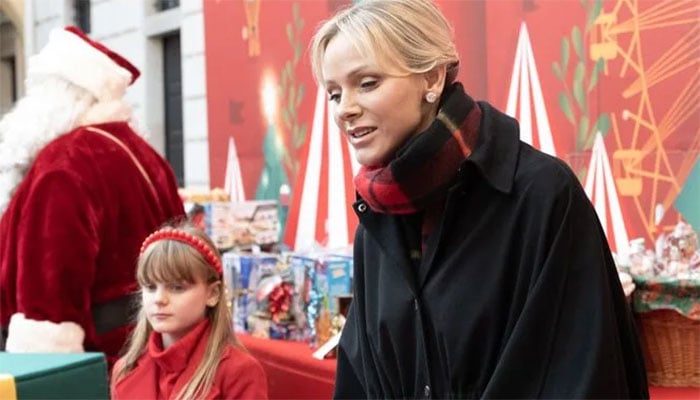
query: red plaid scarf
[{"left": 354, "top": 83, "right": 482, "bottom": 245}]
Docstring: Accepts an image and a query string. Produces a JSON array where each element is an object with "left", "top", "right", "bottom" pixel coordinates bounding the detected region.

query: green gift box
[{"left": 0, "top": 353, "right": 108, "bottom": 399}]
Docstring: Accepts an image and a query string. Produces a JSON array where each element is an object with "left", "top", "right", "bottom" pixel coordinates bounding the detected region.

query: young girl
[{"left": 111, "top": 223, "right": 268, "bottom": 399}]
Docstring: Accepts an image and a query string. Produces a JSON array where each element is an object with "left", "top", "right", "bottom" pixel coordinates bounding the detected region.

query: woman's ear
[
  {"left": 206, "top": 281, "right": 222, "bottom": 307},
  {"left": 423, "top": 65, "right": 447, "bottom": 97}
]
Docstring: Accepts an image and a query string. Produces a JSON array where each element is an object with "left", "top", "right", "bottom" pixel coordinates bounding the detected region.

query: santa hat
[{"left": 27, "top": 26, "right": 140, "bottom": 101}]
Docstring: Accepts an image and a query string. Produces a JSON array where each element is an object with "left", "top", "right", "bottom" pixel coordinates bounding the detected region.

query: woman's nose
[{"left": 336, "top": 93, "right": 360, "bottom": 123}]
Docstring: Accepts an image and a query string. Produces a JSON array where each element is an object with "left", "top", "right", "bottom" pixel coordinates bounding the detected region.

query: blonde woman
[
  {"left": 311, "top": 0, "right": 648, "bottom": 398},
  {"left": 111, "top": 223, "right": 268, "bottom": 399}
]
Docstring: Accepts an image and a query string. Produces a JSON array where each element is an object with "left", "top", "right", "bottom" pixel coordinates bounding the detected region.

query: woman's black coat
[{"left": 334, "top": 101, "right": 648, "bottom": 399}]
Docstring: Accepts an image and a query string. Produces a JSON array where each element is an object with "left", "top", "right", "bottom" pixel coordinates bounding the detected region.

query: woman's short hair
[{"left": 310, "top": 0, "right": 459, "bottom": 85}]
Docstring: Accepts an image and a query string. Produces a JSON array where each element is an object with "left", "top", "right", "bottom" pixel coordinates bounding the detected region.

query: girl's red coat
[{"left": 112, "top": 320, "right": 268, "bottom": 399}]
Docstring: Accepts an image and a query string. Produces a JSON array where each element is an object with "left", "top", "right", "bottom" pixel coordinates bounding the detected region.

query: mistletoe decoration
[
  {"left": 279, "top": 2, "right": 307, "bottom": 179},
  {"left": 552, "top": 0, "right": 610, "bottom": 156}
]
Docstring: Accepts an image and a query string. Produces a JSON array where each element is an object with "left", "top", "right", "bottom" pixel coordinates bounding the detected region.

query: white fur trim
[
  {"left": 27, "top": 28, "right": 131, "bottom": 101},
  {"left": 79, "top": 99, "right": 133, "bottom": 126},
  {"left": 6, "top": 313, "right": 85, "bottom": 353}
]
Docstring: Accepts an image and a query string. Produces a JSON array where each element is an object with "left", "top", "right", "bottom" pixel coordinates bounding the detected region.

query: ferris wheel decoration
[{"left": 590, "top": 0, "right": 700, "bottom": 240}]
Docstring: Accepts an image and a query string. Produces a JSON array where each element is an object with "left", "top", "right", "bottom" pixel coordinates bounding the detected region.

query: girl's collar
[{"left": 148, "top": 319, "right": 210, "bottom": 373}]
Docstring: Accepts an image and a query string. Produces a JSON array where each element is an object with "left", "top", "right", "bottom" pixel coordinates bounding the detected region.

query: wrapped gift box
[
  {"left": 223, "top": 251, "right": 280, "bottom": 332},
  {"left": 230, "top": 200, "right": 280, "bottom": 247},
  {"left": 0, "top": 352, "right": 108, "bottom": 399}
]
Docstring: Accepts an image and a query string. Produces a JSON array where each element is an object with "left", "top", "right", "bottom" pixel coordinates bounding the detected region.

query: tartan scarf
[{"left": 354, "top": 83, "right": 482, "bottom": 245}]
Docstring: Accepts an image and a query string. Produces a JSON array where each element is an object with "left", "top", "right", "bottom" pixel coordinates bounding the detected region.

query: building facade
[{"left": 0, "top": 0, "right": 210, "bottom": 189}]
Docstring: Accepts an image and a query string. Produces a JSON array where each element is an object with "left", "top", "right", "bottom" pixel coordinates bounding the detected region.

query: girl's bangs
[{"left": 137, "top": 241, "right": 201, "bottom": 285}]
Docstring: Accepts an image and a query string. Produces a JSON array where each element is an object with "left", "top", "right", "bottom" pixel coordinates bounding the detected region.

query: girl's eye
[
  {"left": 168, "top": 283, "right": 187, "bottom": 291},
  {"left": 142, "top": 284, "right": 156, "bottom": 292},
  {"left": 328, "top": 92, "right": 340, "bottom": 103}
]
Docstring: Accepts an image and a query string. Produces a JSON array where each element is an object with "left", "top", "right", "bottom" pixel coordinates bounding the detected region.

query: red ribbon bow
[{"left": 268, "top": 282, "right": 293, "bottom": 323}]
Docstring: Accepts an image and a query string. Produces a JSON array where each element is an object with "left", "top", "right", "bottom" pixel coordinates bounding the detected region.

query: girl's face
[
  {"left": 322, "top": 34, "right": 435, "bottom": 167},
  {"left": 142, "top": 278, "right": 219, "bottom": 348}
]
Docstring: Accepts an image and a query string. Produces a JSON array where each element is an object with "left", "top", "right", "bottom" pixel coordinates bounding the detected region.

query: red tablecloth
[
  {"left": 239, "top": 335, "right": 699, "bottom": 400},
  {"left": 239, "top": 334, "right": 335, "bottom": 399},
  {"left": 649, "top": 386, "right": 700, "bottom": 400}
]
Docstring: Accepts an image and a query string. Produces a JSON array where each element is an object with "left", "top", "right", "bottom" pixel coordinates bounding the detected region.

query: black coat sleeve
[
  {"left": 334, "top": 226, "right": 369, "bottom": 399},
  {"left": 482, "top": 172, "right": 649, "bottom": 399},
  {"left": 334, "top": 300, "right": 368, "bottom": 399},
  {"left": 334, "top": 334, "right": 367, "bottom": 399}
]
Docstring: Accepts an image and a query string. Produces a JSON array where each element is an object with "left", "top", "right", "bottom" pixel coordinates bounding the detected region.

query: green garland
[
  {"left": 279, "top": 2, "right": 307, "bottom": 180},
  {"left": 553, "top": 0, "right": 610, "bottom": 177}
]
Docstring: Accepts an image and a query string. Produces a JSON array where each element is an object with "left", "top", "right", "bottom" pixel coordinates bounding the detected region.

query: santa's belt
[{"left": 91, "top": 292, "right": 140, "bottom": 335}]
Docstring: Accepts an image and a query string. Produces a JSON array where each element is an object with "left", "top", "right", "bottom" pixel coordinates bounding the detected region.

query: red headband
[{"left": 140, "top": 228, "right": 223, "bottom": 275}]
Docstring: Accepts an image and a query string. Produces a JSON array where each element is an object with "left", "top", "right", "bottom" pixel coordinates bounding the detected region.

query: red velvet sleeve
[{"left": 16, "top": 168, "right": 99, "bottom": 329}]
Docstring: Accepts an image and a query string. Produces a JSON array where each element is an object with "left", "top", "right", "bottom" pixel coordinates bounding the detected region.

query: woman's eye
[
  {"left": 143, "top": 284, "right": 156, "bottom": 292},
  {"left": 360, "top": 79, "right": 377, "bottom": 89}
]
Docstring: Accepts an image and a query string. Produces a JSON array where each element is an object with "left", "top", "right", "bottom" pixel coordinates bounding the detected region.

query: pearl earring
[{"left": 425, "top": 92, "right": 437, "bottom": 103}]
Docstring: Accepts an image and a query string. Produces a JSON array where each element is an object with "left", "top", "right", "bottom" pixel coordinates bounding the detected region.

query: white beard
[{"left": 0, "top": 76, "right": 134, "bottom": 217}]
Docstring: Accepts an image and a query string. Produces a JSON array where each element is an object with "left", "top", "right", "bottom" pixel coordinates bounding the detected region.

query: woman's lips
[
  {"left": 347, "top": 126, "right": 375, "bottom": 138},
  {"left": 346, "top": 127, "right": 377, "bottom": 145}
]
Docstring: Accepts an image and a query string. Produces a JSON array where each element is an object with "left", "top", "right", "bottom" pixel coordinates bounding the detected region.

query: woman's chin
[{"left": 355, "top": 152, "right": 389, "bottom": 168}]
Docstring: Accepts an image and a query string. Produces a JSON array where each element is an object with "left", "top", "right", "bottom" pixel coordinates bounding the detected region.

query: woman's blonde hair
[
  {"left": 114, "top": 222, "right": 239, "bottom": 400},
  {"left": 310, "top": 0, "right": 459, "bottom": 85}
]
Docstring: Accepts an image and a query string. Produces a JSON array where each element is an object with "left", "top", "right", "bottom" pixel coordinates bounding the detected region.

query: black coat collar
[{"left": 461, "top": 100, "right": 520, "bottom": 194}]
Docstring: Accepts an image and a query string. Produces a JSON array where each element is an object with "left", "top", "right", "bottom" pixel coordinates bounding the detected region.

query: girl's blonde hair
[
  {"left": 310, "top": 0, "right": 459, "bottom": 85},
  {"left": 114, "top": 222, "right": 239, "bottom": 400}
]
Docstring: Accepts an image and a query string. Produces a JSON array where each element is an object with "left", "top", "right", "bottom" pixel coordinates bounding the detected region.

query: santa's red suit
[{"left": 0, "top": 27, "right": 184, "bottom": 365}]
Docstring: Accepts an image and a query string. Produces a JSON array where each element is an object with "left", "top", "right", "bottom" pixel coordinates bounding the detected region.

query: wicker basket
[{"left": 636, "top": 309, "right": 700, "bottom": 387}]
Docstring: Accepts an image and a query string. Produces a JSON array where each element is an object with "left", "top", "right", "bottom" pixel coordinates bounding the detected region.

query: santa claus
[{"left": 0, "top": 26, "right": 184, "bottom": 365}]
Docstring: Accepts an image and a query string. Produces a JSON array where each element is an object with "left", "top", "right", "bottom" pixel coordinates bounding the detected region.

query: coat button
[
  {"left": 423, "top": 385, "right": 431, "bottom": 398},
  {"left": 357, "top": 203, "right": 367, "bottom": 212}
]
